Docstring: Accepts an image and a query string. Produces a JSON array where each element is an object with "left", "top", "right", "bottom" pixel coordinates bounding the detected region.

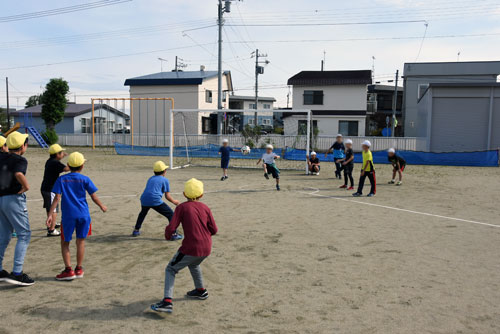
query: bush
[{"left": 42, "top": 129, "right": 59, "bottom": 145}]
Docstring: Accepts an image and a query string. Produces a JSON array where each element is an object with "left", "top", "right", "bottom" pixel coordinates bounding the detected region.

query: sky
[{"left": 1, "top": 0, "right": 500, "bottom": 109}]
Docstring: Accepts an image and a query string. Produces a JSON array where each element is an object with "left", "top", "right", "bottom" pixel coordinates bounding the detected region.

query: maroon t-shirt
[{"left": 165, "top": 201, "right": 217, "bottom": 257}]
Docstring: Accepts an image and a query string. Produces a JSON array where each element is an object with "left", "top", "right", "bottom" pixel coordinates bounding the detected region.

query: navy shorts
[
  {"left": 221, "top": 158, "right": 229, "bottom": 169},
  {"left": 61, "top": 216, "right": 91, "bottom": 241},
  {"left": 265, "top": 163, "right": 280, "bottom": 179}
]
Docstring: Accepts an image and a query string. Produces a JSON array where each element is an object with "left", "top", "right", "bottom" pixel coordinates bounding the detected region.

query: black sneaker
[
  {"left": 276, "top": 184, "right": 280, "bottom": 191},
  {"left": 367, "top": 193, "right": 375, "bottom": 197},
  {"left": 224, "top": 176, "right": 228, "bottom": 180},
  {"left": 264, "top": 173, "right": 269, "bottom": 180},
  {"left": 151, "top": 299, "right": 173, "bottom": 313},
  {"left": 352, "top": 192, "right": 362, "bottom": 197},
  {"left": 55, "top": 224, "right": 61, "bottom": 229},
  {"left": 186, "top": 289, "right": 209, "bottom": 300},
  {"left": 47, "top": 229, "right": 61, "bottom": 237},
  {"left": 0, "top": 269, "right": 9, "bottom": 282},
  {"left": 5, "top": 272, "right": 35, "bottom": 286},
  {"left": 220, "top": 176, "right": 225, "bottom": 181}
]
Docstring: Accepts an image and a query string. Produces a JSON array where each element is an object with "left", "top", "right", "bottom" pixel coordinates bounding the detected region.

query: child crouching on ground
[
  {"left": 387, "top": 148, "right": 406, "bottom": 186},
  {"left": 307, "top": 151, "right": 320, "bottom": 175},
  {"left": 151, "top": 178, "right": 217, "bottom": 313},
  {"left": 47, "top": 152, "right": 107, "bottom": 281}
]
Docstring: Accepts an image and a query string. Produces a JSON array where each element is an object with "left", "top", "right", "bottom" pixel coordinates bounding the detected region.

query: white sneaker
[{"left": 47, "top": 229, "right": 61, "bottom": 237}]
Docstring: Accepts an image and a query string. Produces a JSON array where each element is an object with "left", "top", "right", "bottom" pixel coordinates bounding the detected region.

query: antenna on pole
[{"left": 372, "top": 56, "right": 376, "bottom": 81}]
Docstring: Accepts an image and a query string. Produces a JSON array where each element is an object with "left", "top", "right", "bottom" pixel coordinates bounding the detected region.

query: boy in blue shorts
[
  {"left": 46, "top": 152, "right": 107, "bottom": 281},
  {"left": 132, "top": 161, "right": 182, "bottom": 239},
  {"left": 218, "top": 139, "right": 240, "bottom": 181}
]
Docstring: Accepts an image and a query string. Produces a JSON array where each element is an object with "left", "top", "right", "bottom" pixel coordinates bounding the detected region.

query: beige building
[
  {"left": 286, "top": 70, "right": 371, "bottom": 136},
  {"left": 124, "top": 69, "right": 232, "bottom": 136}
]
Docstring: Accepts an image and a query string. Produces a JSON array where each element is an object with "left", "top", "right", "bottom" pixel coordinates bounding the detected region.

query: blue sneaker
[
  {"left": 367, "top": 193, "right": 375, "bottom": 197},
  {"left": 132, "top": 230, "right": 140, "bottom": 237},
  {"left": 12, "top": 232, "right": 17, "bottom": 238},
  {"left": 169, "top": 233, "right": 183, "bottom": 241}
]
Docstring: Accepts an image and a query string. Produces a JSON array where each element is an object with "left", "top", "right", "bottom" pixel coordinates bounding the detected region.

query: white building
[
  {"left": 285, "top": 70, "right": 371, "bottom": 136},
  {"left": 228, "top": 95, "right": 276, "bottom": 130},
  {"left": 124, "top": 69, "right": 233, "bottom": 135}
]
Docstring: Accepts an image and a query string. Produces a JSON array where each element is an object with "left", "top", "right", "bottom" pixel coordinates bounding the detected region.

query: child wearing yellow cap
[
  {"left": 46, "top": 152, "right": 107, "bottom": 281},
  {"left": 0, "top": 136, "right": 8, "bottom": 152},
  {"left": 41, "top": 144, "right": 69, "bottom": 237},
  {"left": 132, "top": 161, "right": 181, "bottom": 238},
  {"left": 0, "top": 131, "right": 34, "bottom": 286},
  {"left": 151, "top": 178, "right": 218, "bottom": 313}
]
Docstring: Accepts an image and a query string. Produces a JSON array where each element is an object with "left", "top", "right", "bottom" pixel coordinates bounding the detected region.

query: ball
[{"left": 241, "top": 145, "right": 251, "bottom": 155}]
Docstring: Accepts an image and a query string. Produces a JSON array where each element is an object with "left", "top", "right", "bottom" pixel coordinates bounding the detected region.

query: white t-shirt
[{"left": 262, "top": 153, "right": 278, "bottom": 164}]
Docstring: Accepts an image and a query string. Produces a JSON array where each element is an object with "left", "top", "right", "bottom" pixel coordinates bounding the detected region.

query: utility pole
[
  {"left": 252, "top": 49, "right": 269, "bottom": 126},
  {"left": 391, "top": 70, "right": 399, "bottom": 137},
  {"left": 5, "top": 77, "right": 10, "bottom": 129},
  {"left": 174, "top": 56, "right": 187, "bottom": 72}
]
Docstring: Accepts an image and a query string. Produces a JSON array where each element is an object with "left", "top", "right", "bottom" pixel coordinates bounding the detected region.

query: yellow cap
[
  {"left": 48, "top": 144, "right": 65, "bottom": 155},
  {"left": 68, "top": 152, "right": 86, "bottom": 168},
  {"left": 6, "top": 131, "right": 29, "bottom": 150},
  {"left": 0, "top": 136, "right": 6, "bottom": 147},
  {"left": 184, "top": 178, "right": 204, "bottom": 199},
  {"left": 153, "top": 160, "right": 168, "bottom": 173}
]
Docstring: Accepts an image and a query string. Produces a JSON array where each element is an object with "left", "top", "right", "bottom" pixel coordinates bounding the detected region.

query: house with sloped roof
[
  {"left": 286, "top": 70, "right": 371, "bottom": 137},
  {"left": 11, "top": 103, "right": 130, "bottom": 134},
  {"left": 124, "top": 68, "right": 232, "bottom": 135}
]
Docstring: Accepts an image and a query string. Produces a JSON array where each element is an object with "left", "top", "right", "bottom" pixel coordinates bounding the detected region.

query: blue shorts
[
  {"left": 61, "top": 216, "right": 91, "bottom": 241},
  {"left": 221, "top": 158, "right": 229, "bottom": 169}
]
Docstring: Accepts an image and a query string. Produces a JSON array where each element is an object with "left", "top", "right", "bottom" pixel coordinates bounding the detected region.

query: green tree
[
  {"left": 41, "top": 78, "right": 69, "bottom": 131},
  {"left": 25, "top": 94, "right": 43, "bottom": 108}
]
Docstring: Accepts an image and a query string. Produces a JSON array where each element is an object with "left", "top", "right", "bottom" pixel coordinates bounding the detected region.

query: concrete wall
[
  {"left": 292, "top": 85, "right": 367, "bottom": 110},
  {"left": 284, "top": 115, "right": 366, "bottom": 137}
]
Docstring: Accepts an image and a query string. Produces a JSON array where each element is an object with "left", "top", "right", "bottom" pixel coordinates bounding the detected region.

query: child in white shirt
[{"left": 257, "top": 144, "right": 281, "bottom": 191}]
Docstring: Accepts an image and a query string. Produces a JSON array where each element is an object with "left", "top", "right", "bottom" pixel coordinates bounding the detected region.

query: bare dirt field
[{"left": 1, "top": 147, "right": 499, "bottom": 334}]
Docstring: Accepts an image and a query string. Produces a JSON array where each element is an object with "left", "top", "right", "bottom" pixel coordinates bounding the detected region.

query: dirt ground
[{"left": 1, "top": 147, "right": 499, "bottom": 334}]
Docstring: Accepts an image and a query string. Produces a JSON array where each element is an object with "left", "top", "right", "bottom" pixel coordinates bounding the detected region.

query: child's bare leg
[
  {"left": 262, "top": 164, "right": 268, "bottom": 173},
  {"left": 398, "top": 170, "right": 403, "bottom": 181},
  {"left": 61, "top": 240, "right": 71, "bottom": 268},
  {"left": 49, "top": 212, "right": 57, "bottom": 230},
  {"left": 276, "top": 178, "right": 280, "bottom": 185},
  {"left": 392, "top": 170, "right": 397, "bottom": 180},
  {"left": 76, "top": 238, "right": 85, "bottom": 267}
]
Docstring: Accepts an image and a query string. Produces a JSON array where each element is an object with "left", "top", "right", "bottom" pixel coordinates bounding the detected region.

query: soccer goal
[{"left": 169, "top": 109, "right": 312, "bottom": 173}]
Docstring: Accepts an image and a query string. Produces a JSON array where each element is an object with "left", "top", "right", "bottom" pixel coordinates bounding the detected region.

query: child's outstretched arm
[
  {"left": 165, "top": 192, "right": 180, "bottom": 206},
  {"left": 256, "top": 158, "right": 262, "bottom": 165},
  {"left": 90, "top": 193, "right": 107, "bottom": 212},
  {"left": 45, "top": 193, "right": 61, "bottom": 227}
]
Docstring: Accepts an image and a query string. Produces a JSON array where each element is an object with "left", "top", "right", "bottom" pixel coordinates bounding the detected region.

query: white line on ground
[{"left": 296, "top": 188, "right": 500, "bottom": 229}]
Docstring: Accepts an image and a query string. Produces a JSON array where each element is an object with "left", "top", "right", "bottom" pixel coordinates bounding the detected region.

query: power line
[
  {"left": 0, "top": 0, "right": 133, "bottom": 23},
  {"left": 226, "top": 19, "right": 428, "bottom": 27},
  {"left": 414, "top": 23, "right": 429, "bottom": 62}
]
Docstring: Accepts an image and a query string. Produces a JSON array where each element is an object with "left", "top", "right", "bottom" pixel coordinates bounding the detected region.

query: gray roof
[
  {"left": 124, "top": 70, "right": 232, "bottom": 88},
  {"left": 404, "top": 61, "right": 500, "bottom": 76},
  {"left": 288, "top": 70, "right": 372, "bottom": 86},
  {"left": 11, "top": 103, "right": 129, "bottom": 119},
  {"left": 229, "top": 95, "right": 276, "bottom": 102}
]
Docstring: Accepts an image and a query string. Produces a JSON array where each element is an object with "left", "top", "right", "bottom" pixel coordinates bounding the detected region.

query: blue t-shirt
[
  {"left": 140, "top": 175, "right": 170, "bottom": 207},
  {"left": 52, "top": 173, "right": 98, "bottom": 220},
  {"left": 219, "top": 146, "right": 233, "bottom": 160},
  {"left": 330, "top": 142, "right": 346, "bottom": 159}
]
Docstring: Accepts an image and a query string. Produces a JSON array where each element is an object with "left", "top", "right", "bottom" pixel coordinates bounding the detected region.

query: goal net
[{"left": 169, "top": 109, "right": 312, "bottom": 172}]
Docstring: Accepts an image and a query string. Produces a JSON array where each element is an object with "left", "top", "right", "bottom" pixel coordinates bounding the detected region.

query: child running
[
  {"left": 218, "top": 139, "right": 240, "bottom": 181},
  {"left": 46, "top": 152, "right": 107, "bottom": 281},
  {"left": 325, "top": 134, "right": 345, "bottom": 179},
  {"left": 307, "top": 151, "right": 320, "bottom": 175},
  {"left": 257, "top": 144, "right": 281, "bottom": 191},
  {"left": 41, "top": 144, "right": 69, "bottom": 237},
  {"left": 151, "top": 178, "right": 217, "bottom": 313},
  {"left": 352, "top": 140, "right": 376, "bottom": 197},
  {"left": 339, "top": 139, "right": 354, "bottom": 190},
  {"left": 387, "top": 148, "right": 406, "bottom": 186},
  {"left": 132, "top": 161, "right": 182, "bottom": 239}
]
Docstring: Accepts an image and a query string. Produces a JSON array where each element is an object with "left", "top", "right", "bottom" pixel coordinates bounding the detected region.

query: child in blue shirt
[
  {"left": 46, "top": 152, "right": 107, "bottom": 281},
  {"left": 325, "top": 134, "right": 345, "bottom": 179},
  {"left": 218, "top": 139, "right": 240, "bottom": 181},
  {"left": 132, "top": 161, "right": 182, "bottom": 239}
]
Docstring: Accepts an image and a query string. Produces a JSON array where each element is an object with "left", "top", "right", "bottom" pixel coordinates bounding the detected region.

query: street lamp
[{"left": 158, "top": 58, "right": 168, "bottom": 72}]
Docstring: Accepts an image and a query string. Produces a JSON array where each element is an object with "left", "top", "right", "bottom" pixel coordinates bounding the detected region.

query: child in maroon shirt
[{"left": 151, "top": 178, "right": 217, "bottom": 313}]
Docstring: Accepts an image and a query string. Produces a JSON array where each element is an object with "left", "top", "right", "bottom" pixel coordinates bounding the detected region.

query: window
[
  {"left": 262, "top": 118, "right": 271, "bottom": 126},
  {"left": 339, "top": 121, "right": 358, "bottom": 136},
  {"left": 117, "top": 123, "right": 123, "bottom": 130},
  {"left": 202, "top": 117, "right": 212, "bottom": 133},
  {"left": 303, "top": 90, "right": 323, "bottom": 105},
  {"left": 205, "top": 90, "right": 213, "bottom": 103},
  {"left": 107, "top": 120, "right": 115, "bottom": 133},
  {"left": 81, "top": 118, "right": 90, "bottom": 133},
  {"left": 249, "top": 103, "right": 257, "bottom": 109},
  {"left": 263, "top": 103, "right": 271, "bottom": 109},
  {"left": 248, "top": 118, "right": 255, "bottom": 125},
  {"left": 298, "top": 120, "right": 318, "bottom": 135}
]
